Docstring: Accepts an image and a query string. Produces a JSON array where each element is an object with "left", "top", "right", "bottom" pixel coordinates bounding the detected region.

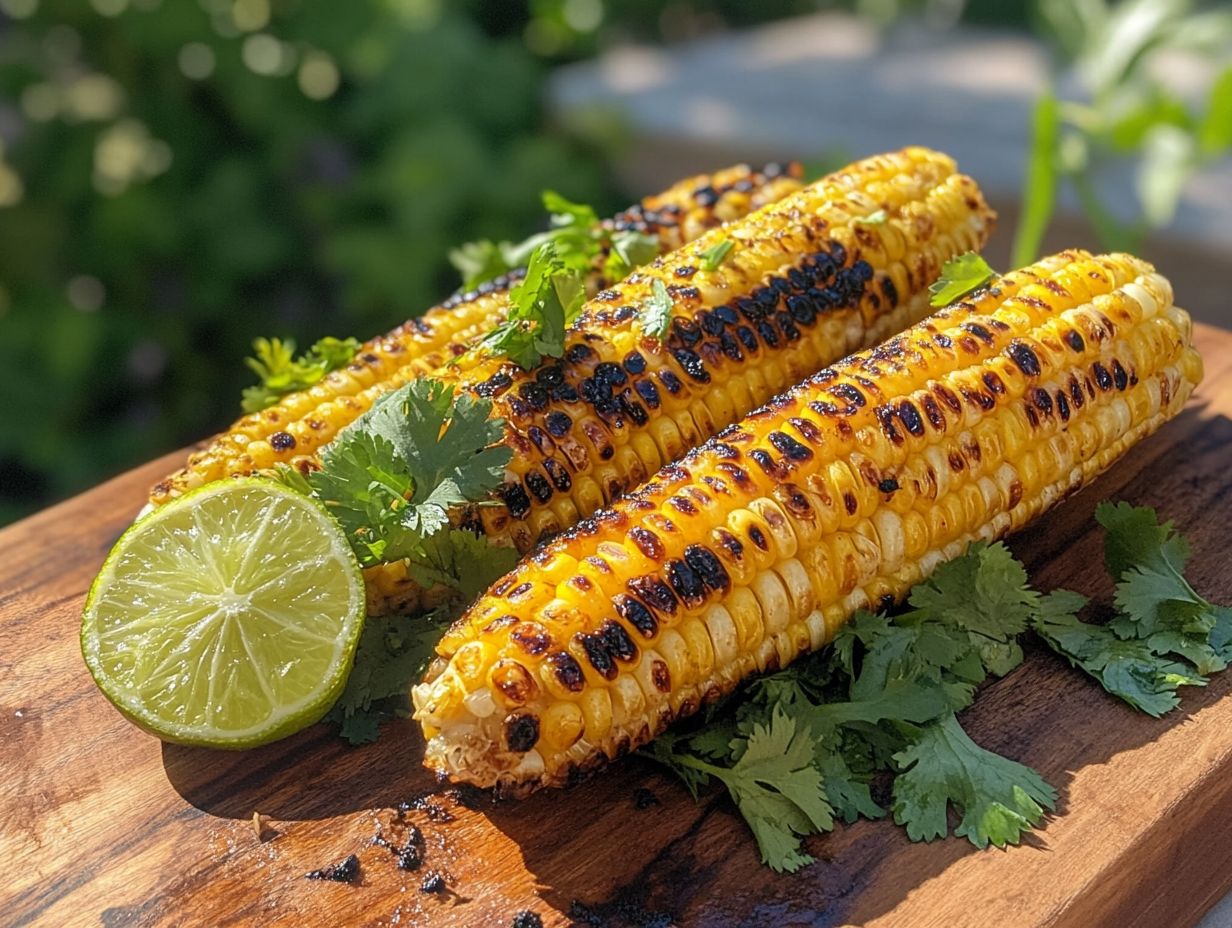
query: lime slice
[{"left": 81, "top": 478, "right": 365, "bottom": 748}]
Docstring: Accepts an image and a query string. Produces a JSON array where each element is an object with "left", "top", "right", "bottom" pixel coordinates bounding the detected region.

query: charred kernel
[
  {"left": 882, "top": 276, "right": 899, "bottom": 308},
  {"left": 830, "top": 383, "right": 866, "bottom": 407},
  {"left": 623, "top": 351, "right": 647, "bottom": 375},
  {"left": 697, "top": 310, "right": 724, "bottom": 336},
  {"left": 536, "top": 364, "right": 564, "bottom": 387},
  {"left": 671, "top": 317, "right": 703, "bottom": 346},
  {"left": 736, "top": 325, "right": 759, "bottom": 352},
  {"left": 507, "top": 582, "right": 533, "bottom": 600},
  {"left": 934, "top": 333, "right": 953, "bottom": 349},
  {"left": 594, "top": 362, "right": 628, "bottom": 388},
  {"left": 1111, "top": 359, "right": 1129, "bottom": 391},
  {"left": 568, "top": 576, "right": 593, "bottom": 595},
  {"left": 788, "top": 266, "right": 811, "bottom": 290},
  {"left": 718, "top": 330, "right": 744, "bottom": 362},
  {"left": 482, "top": 614, "right": 518, "bottom": 634},
  {"left": 634, "top": 379, "right": 661, "bottom": 410},
  {"left": 510, "top": 622, "right": 553, "bottom": 655},
  {"left": 672, "top": 348, "right": 709, "bottom": 383},
  {"left": 710, "top": 442, "right": 740, "bottom": 460},
  {"left": 1093, "top": 361, "right": 1113, "bottom": 391},
  {"left": 1033, "top": 388, "right": 1053, "bottom": 415},
  {"left": 897, "top": 401, "right": 926, "bottom": 436},
  {"left": 566, "top": 343, "right": 595, "bottom": 364},
  {"left": 1069, "top": 376, "right": 1085, "bottom": 407},
  {"left": 921, "top": 394, "right": 945, "bottom": 430},
  {"left": 674, "top": 265, "right": 697, "bottom": 279},
  {"left": 524, "top": 471, "right": 553, "bottom": 504},
  {"left": 518, "top": 383, "right": 549, "bottom": 411},
  {"left": 842, "top": 491, "right": 859, "bottom": 515},
  {"left": 786, "top": 294, "right": 817, "bottom": 325},
  {"left": 983, "top": 371, "right": 1006, "bottom": 394},
  {"left": 753, "top": 286, "right": 779, "bottom": 310},
  {"left": 614, "top": 594, "right": 659, "bottom": 638},
  {"left": 668, "top": 495, "right": 697, "bottom": 516},
  {"left": 777, "top": 313, "right": 801, "bottom": 341},
  {"left": 269, "top": 431, "right": 296, "bottom": 452},
  {"left": 1007, "top": 340, "right": 1042, "bottom": 377},
  {"left": 683, "top": 544, "right": 729, "bottom": 592},
  {"left": 627, "top": 575, "right": 679, "bottom": 614},
  {"left": 756, "top": 320, "right": 781, "bottom": 349},
  {"left": 658, "top": 370, "right": 684, "bottom": 395},
  {"left": 576, "top": 632, "right": 616, "bottom": 680},
  {"left": 736, "top": 296, "right": 767, "bottom": 321},
  {"left": 544, "top": 411, "right": 572, "bottom": 437},
  {"left": 599, "top": 620, "right": 638, "bottom": 663},
  {"left": 876, "top": 407, "right": 903, "bottom": 445},
  {"left": 629, "top": 527, "right": 664, "bottom": 560},
  {"left": 789, "top": 417, "right": 823, "bottom": 444},
  {"left": 474, "top": 371, "right": 513, "bottom": 398},
  {"left": 1065, "top": 329, "right": 1085, "bottom": 352},
  {"left": 504, "top": 712, "right": 540, "bottom": 752},
  {"left": 716, "top": 462, "right": 753, "bottom": 488},
  {"left": 650, "top": 659, "right": 672, "bottom": 693},
  {"left": 747, "top": 524, "right": 769, "bottom": 550},
  {"left": 961, "top": 322, "right": 994, "bottom": 343},
  {"left": 748, "top": 449, "right": 787, "bottom": 479},
  {"left": 1056, "top": 390, "right": 1071, "bottom": 421},
  {"left": 714, "top": 305, "right": 739, "bottom": 325},
  {"left": 547, "top": 652, "right": 586, "bottom": 692},
  {"left": 934, "top": 384, "right": 962, "bottom": 413},
  {"left": 878, "top": 477, "right": 900, "bottom": 493},
  {"left": 503, "top": 483, "right": 532, "bottom": 519},
  {"left": 552, "top": 383, "right": 579, "bottom": 403},
  {"left": 666, "top": 559, "right": 706, "bottom": 607},
  {"left": 768, "top": 431, "right": 813, "bottom": 461}
]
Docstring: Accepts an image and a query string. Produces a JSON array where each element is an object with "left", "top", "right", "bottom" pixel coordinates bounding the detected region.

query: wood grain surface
[{"left": 3, "top": 323, "right": 1231, "bottom": 928}]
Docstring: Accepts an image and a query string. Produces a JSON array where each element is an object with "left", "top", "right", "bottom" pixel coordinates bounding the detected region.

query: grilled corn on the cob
[
  {"left": 412, "top": 249, "right": 1202, "bottom": 793},
  {"left": 366, "top": 147, "right": 995, "bottom": 614},
  {"left": 149, "top": 162, "right": 804, "bottom": 507}
]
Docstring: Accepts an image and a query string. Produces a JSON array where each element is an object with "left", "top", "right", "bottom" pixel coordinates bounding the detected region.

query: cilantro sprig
[
  {"left": 470, "top": 242, "right": 586, "bottom": 369},
  {"left": 241, "top": 336, "right": 360, "bottom": 413},
  {"left": 449, "top": 189, "right": 659, "bottom": 292},
  {"left": 277, "top": 378, "right": 517, "bottom": 597},
  {"left": 928, "top": 252, "right": 998, "bottom": 307},
  {"left": 649, "top": 506, "right": 1229, "bottom": 871}
]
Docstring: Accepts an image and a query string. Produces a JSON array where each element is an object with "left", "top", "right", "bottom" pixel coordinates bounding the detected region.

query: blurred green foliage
[
  {"left": 1013, "top": 0, "right": 1232, "bottom": 264},
  {"left": 0, "top": 0, "right": 622, "bottom": 525}
]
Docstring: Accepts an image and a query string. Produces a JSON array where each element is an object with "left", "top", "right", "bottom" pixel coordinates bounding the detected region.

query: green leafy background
[{"left": 0, "top": 0, "right": 1227, "bottom": 524}]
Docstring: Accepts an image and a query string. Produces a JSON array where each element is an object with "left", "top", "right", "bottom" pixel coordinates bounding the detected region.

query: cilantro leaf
[
  {"left": 405, "top": 529, "right": 519, "bottom": 601},
  {"left": 892, "top": 713, "right": 1056, "bottom": 848},
  {"left": 474, "top": 242, "right": 585, "bottom": 369},
  {"left": 816, "top": 749, "right": 885, "bottom": 824},
  {"left": 1033, "top": 589, "right": 1208, "bottom": 716},
  {"left": 928, "top": 252, "right": 997, "bottom": 307},
  {"left": 325, "top": 610, "right": 453, "bottom": 745},
  {"left": 604, "top": 229, "right": 661, "bottom": 283},
  {"left": 306, "top": 378, "right": 512, "bottom": 596},
  {"left": 699, "top": 238, "right": 735, "bottom": 271},
  {"left": 1097, "top": 502, "right": 1226, "bottom": 674},
  {"left": 641, "top": 279, "right": 674, "bottom": 341},
  {"left": 647, "top": 709, "right": 832, "bottom": 872},
  {"left": 241, "top": 336, "right": 360, "bottom": 413}
]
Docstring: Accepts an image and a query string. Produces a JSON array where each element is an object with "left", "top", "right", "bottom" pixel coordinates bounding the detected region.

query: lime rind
[{"left": 81, "top": 478, "right": 366, "bottom": 749}]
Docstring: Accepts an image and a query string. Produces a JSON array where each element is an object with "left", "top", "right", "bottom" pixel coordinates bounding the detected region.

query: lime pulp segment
[{"left": 81, "top": 479, "right": 365, "bottom": 748}]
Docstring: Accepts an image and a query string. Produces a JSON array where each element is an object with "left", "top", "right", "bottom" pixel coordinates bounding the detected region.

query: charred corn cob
[
  {"left": 149, "top": 162, "right": 804, "bottom": 507},
  {"left": 412, "top": 250, "right": 1202, "bottom": 793},
  {"left": 366, "top": 147, "right": 995, "bottom": 615}
]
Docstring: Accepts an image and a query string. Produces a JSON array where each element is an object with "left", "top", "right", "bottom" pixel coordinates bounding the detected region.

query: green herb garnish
[
  {"left": 641, "top": 279, "right": 674, "bottom": 341},
  {"left": 241, "top": 336, "right": 360, "bottom": 413},
  {"left": 699, "top": 238, "right": 735, "bottom": 271},
  {"left": 928, "top": 252, "right": 998, "bottom": 307}
]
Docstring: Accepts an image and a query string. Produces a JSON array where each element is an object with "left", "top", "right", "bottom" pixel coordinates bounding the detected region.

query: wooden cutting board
[{"left": 3, "top": 323, "right": 1232, "bottom": 928}]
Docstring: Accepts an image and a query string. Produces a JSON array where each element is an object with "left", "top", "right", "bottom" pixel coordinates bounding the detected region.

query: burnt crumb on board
[
  {"left": 445, "top": 784, "right": 488, "bottom": 809},
  {"left": 511, "top": 912, "right": 544, "bottom": 928},
  {"left": 420, "top": 871, "right": 446, "bottom": 894},
  {"left": 400, "top": 794, "right": 455, "bottom": 823},
  {"left": 398, "top": 825, "right": 425, "bottom": 871},
  {"left": 632, "top": 788, "right": 660, "bottom": 810},
  {"left": 567, "top": 896, "right": 675, "bottom": 928},
  {"left": 305, "top": 854, "right": 360, "bottom": 884}
]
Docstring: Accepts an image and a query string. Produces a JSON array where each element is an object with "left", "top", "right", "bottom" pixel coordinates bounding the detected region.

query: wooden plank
[{"left": 2, "top": 324, "right": 1231, "bottom": 928}]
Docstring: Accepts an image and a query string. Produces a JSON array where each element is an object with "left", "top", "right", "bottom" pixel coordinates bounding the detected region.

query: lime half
[{"left": 81, "top": 478, "right": 365, "bottom": 748}]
